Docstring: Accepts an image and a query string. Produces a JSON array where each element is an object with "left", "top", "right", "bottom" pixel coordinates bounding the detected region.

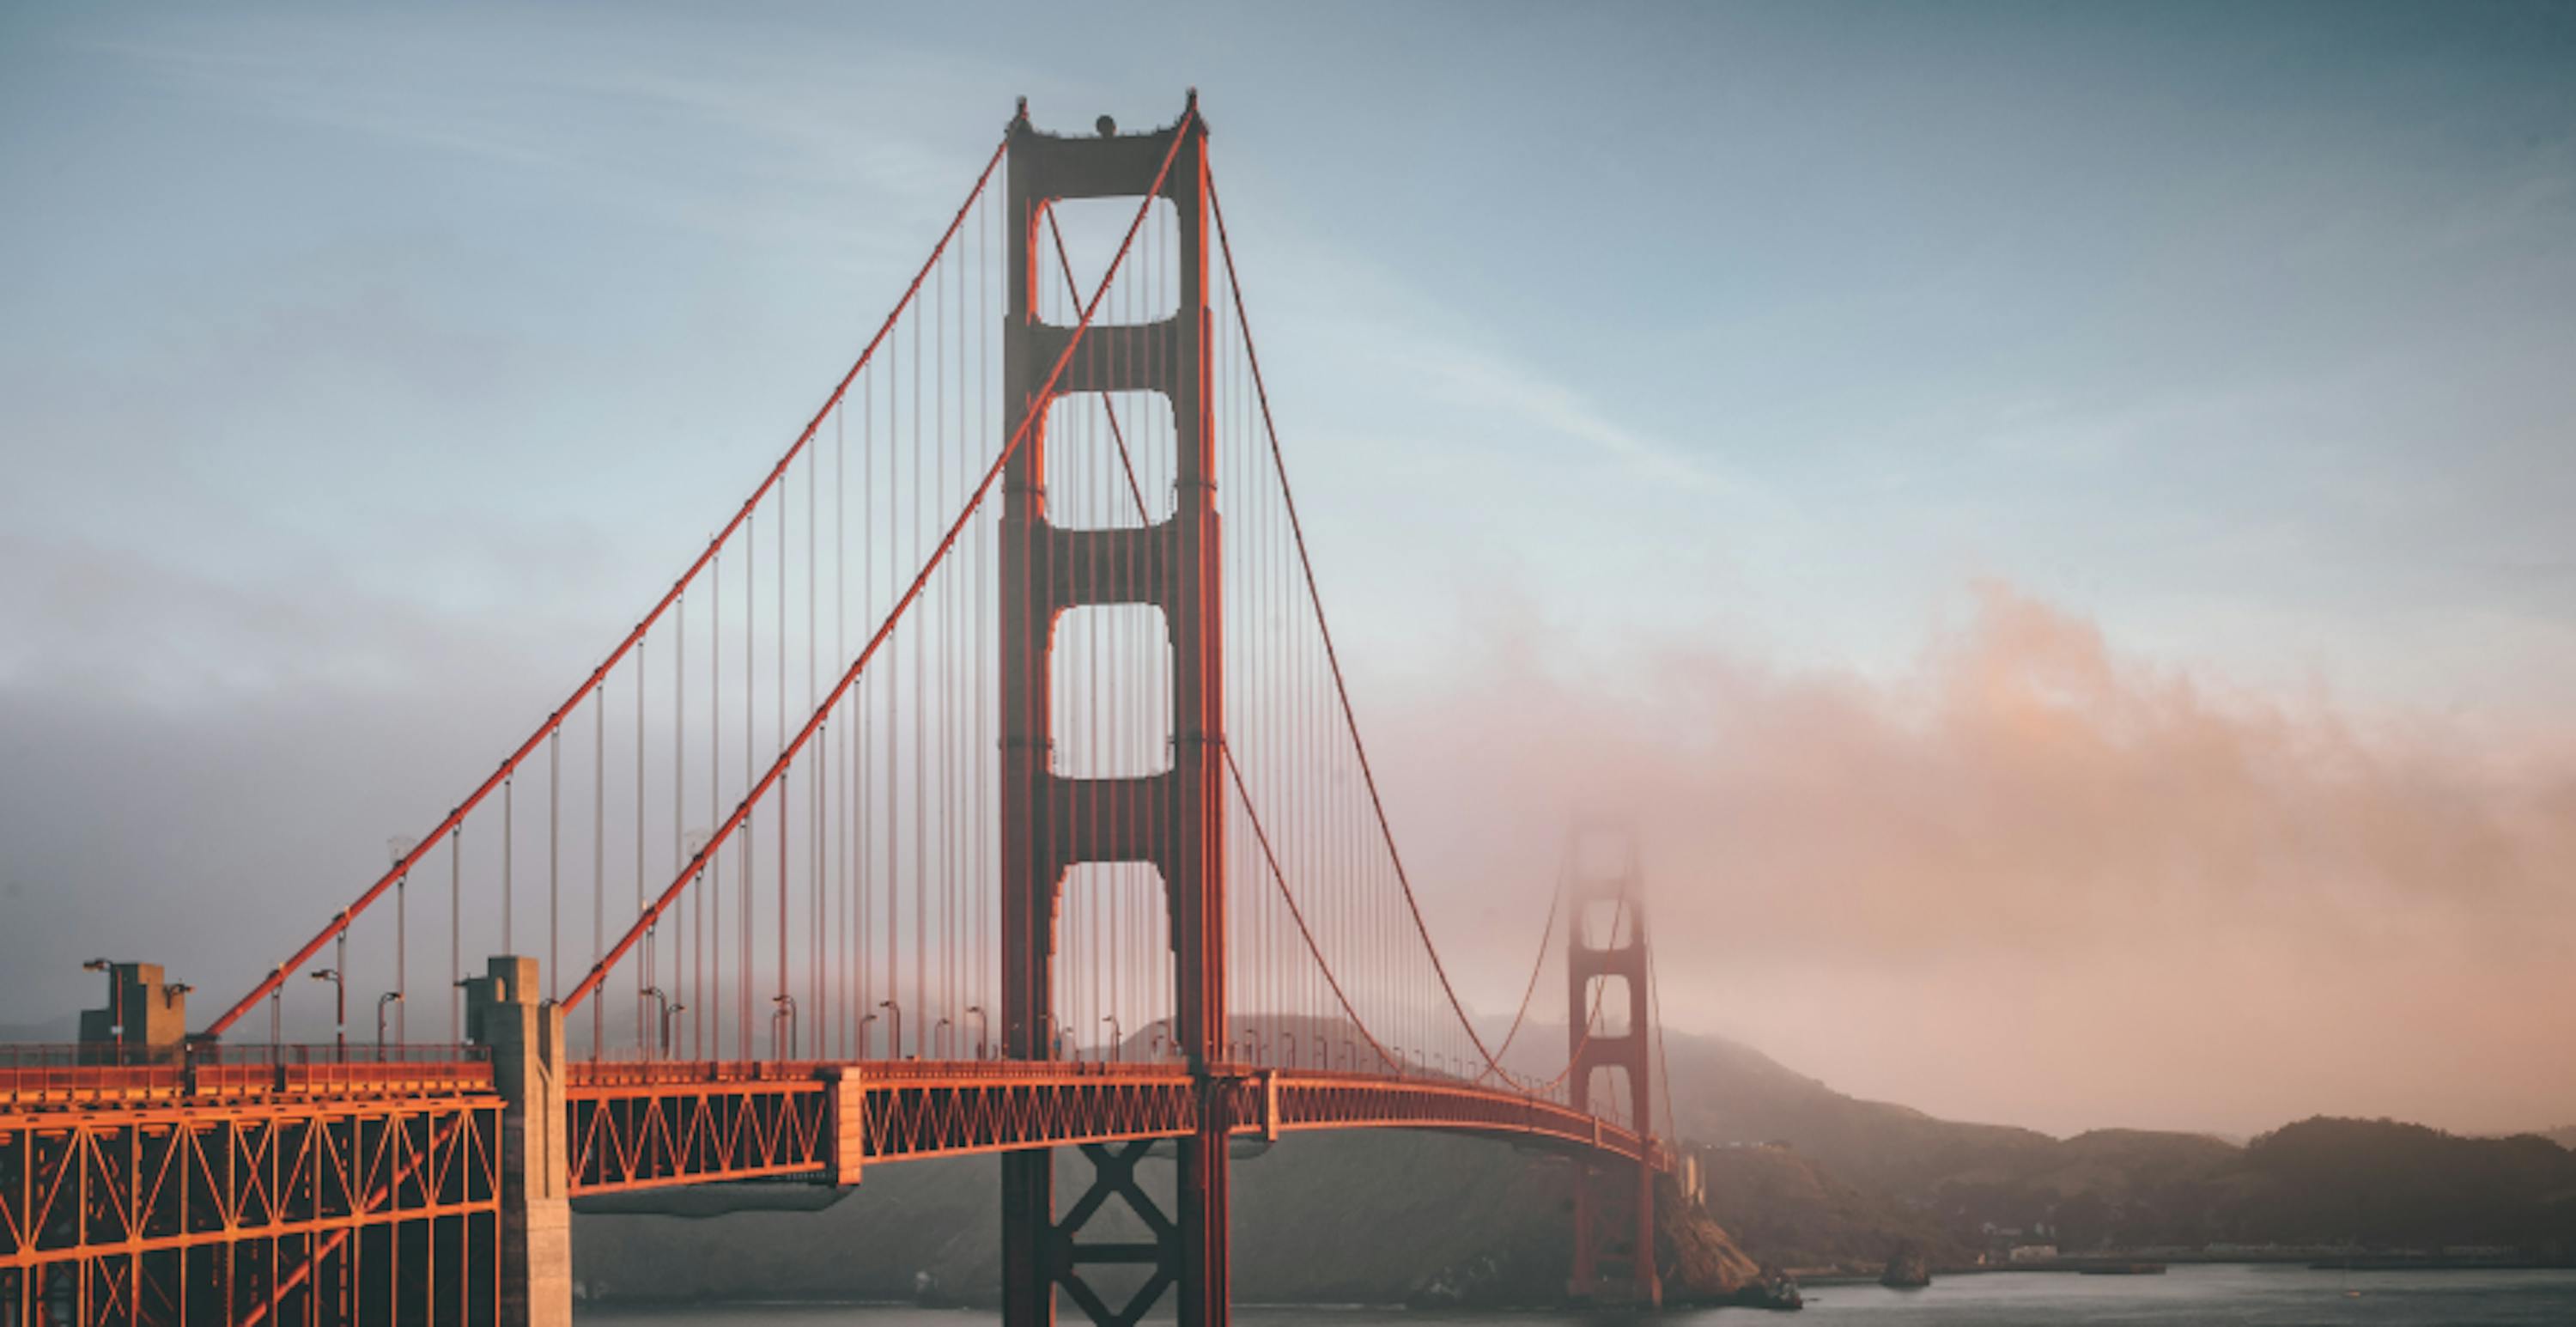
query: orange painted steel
[
  {"left": 3, "top": 1056, "right": 1663, "bottom": 1326},
  {"left": 559, "top": 1059, "right": 1668, "bottom": 1196},
  {"left": 2, "top": 1049, "right": 494, "bottom": 1114},
  {"left": 3, "top": 1091, "right": 502, "bottom": 1327}
]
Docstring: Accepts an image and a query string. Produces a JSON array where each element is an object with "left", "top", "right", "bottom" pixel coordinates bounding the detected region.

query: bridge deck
[
  {"left": 563, "top": 1058, "right": 1662, "bottom": 1194},
  {"left": 4, "top": 1055, "right": 1662, "bottom": 1282}
]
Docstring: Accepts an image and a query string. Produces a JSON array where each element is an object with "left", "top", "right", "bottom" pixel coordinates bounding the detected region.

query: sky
[{"left": 3, "top": 2, "right": 2573, "bottom": 1138}]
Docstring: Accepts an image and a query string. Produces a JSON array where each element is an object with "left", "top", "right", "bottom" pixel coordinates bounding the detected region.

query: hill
[
  {"left": 1654, "top": 1031, "right": 2247, "bottom": 1268},
  {"left": 573, "top": 1131, "right": 1772, "bottom": 1308},
  {"left": 2227, "top": 1117, "right": 2576, "bottom": 1252}
]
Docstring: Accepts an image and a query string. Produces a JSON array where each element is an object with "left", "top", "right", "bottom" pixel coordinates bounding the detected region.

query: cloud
[{"left": 1367, "top": 580, "right": 2576, "bottom": 1136}]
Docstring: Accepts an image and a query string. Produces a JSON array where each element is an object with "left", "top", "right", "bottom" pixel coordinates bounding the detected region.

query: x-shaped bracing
[{"left": 1052, "top": 1140, "right": 1178, "bottom": 1326}]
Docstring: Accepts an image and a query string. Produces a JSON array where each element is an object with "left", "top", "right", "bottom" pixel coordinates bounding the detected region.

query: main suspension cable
[
  {"left": 566, "top": 109, "right": 1197, "bottom": 1013},
  {"left": 205, "top": 134, "right": 1015, "bottom": 1040},
  {"left": 1208, "top": 173, "right": 1584, "bottom": 1093}
]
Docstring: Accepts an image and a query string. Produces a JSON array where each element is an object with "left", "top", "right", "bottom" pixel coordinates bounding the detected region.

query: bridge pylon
[
  {"left": 996, "top": 94, "right": 1230, "bottom": 1327},
  {"left": 1564, "top": 837, "right": 1662, "bottom": 1306}
]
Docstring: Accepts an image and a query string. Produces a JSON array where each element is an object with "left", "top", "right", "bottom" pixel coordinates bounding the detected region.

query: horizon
[{"left": 4, "top": 3, "right": 2573, "bottom": 1143}]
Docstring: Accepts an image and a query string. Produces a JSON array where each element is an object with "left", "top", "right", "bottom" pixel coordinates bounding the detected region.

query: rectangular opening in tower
[
  {"left": 1044, "top": 390, "right": 1176, "bottom": 528},
  {"left": 1581, "top": 1062, "right": 1637, "bottom": 1124},
  {"left": 1036, "top": 197, "right": 1180, "bottom": 328},
  {"left": 1050, "top": 605, "right": 1174, "bottom": 778},
  {"left": 1052, "top": 861, "right": 1176, "bottom": 1064},
  {"left": 1581, "top": 973, "right": 1635, "bottom": 1038}
]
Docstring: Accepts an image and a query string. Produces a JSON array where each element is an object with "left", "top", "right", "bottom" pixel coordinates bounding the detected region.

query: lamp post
[
  {"left": 389, "top": 836, "right": 416, "bottom": 1046},
  {"left": 1281, "top": 1032, "right": 1298, "bottom": 1068},
  {"left": 771, "top": 994, "right": 798, "bottom": 1058},
  {"left": 1102, "top": 1015, "right": 1123, "bottom": 1062},
  {"left": 964, "top": 1005, "right": 988, "bottom": 1059},
  {"left": 663, "top": 1002, "right": 688, "bottom": 1057},
  {"left": 1244, "top": 1027, "right": 1267, "bottom": 1065},
  {"left": 935, "top": 1017, "right": 952, "bottom": 1059},
  {"left": 1340, "top": 1038, "right": 1354, "bottom": 1072},
  {"left": 878, "top": 999, "right": 902, "bottom": 1060},
  {"left": 682, "top": 830, "right": 710, "bottom": 1057},
  {"left": 641, "top": 987, "right": 671, "bottom": 1061},
  {"left": 375, "top": 992, "right": 403, "bottom": 1055},
  {"left": 310, "top": 967, "right": 345, "bottom": 1061},
  {"left": 860, "top": 1013, "right": 879, "bottom": 1058}
]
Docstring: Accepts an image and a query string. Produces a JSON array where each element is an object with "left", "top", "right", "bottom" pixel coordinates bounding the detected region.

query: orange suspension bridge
[{"left": 3, "top": 94, "right": 1680, "bottom": 1327}]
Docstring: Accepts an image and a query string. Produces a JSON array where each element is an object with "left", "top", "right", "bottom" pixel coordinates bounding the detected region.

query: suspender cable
[
  {"left": 566, "top": 112, "right": 1192, "bottom": 1014},
  {"left": 1209, "top": 174, "right": 1548, "bottom": 1089},
  {"left": 204, "top": 137, "right": 1012, "bottom": 1039},
  {"left": 549, "top": 732, "right": 559, "bottom": 1000}
]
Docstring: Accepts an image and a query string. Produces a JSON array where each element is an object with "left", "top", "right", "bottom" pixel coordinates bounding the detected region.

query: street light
[
  {"left": 1281, "top": 1032, "right": 1298, "bottom": 1068},
  {"left": 1103, "top": 1015, "right": 1122, "bottom": 1062},
  {"left": 964, "top": 1005, "right": 988, "bottom": 1059},
  {"left": 935, "top": 1017, "right": 952, "bottom": 1059},
  {"left": 641, "top": 987, "right": 671, "bottom": 1060},
  {"left": 771, "top": 994, "right": 798, "bottom": 1058},
  {"left": 682, "top": 829, "right": 711, "bottom": 1057},
  {"left": 664, "top": 1002, "right": 688, "bottom": 1057},
  {"left": 390, "top": 837, "right": 416, "bottom": 1047},
  {"left": 376, "top": 991, "right": 403, "bottom": 1054},
  {"left": 877, "top": 999, "right": 902, "bottom": 1060},
  {"left": 310, "top": 968, "right": 345, "bottom": 1060}
]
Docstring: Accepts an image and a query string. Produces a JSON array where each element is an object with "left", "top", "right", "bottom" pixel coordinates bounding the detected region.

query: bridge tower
[
  {"left": 996, "top": 94, "right": 1230, "bottom": 1326},
  {"left": 1565, "top": 844, "right": 1662, "bottom": 1306}
]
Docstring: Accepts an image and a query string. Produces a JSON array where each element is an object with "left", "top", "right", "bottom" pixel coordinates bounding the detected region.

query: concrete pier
[{"left": 467, "top": 956, "right": 573, "bottom": 1327}]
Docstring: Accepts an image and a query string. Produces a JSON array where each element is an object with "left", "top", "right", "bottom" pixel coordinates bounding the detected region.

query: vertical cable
[
  {"left": 776, "top": 479, "right": 789, "bottom": 1054},
  {"left": 861, "top": 368, "right": 875, "bottom": 1054},
  {"left": 448, "top": 826, "right": 461, "bottom": 1042},
  {"left": 677, "top": 590, "right": 687, "bottom": 1034},
  {"left": 594, "top": 691, "right": 605, "bottom": 1058},
  {"left": 835, "top": 401, "right": 848, "bottom": 1056},
  {"left": 501, "top": 775, "right": 513, "bottom": 955},
  {"left": 395, "top": 865, "right": 407, "bottom": 1046},
  {"left": 912, "top": 255, "right": 926, "bottom": 1059},
  {"left": 810, "top": 419, "right": 822, "bottom": 1057},
  {"left": 744, "top": 508, "right": 756, "bottom": 1056},
  {"left": 711, "top": 549, "right": 723, "bottom": 1059},
  {"left": 548, "top": 732, "right": 559, "bottom": 1000},
  {"left": 884, "top": 322, "right": 899, "bottom": 1056},
  {"left": 635, "top": 630, "right": 647, "bottom": 1052}
]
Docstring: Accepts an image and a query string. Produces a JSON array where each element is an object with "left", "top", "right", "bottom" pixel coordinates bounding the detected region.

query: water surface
[{"left": 577, "top": 1263, "right": 2576, "bottom": 1324}]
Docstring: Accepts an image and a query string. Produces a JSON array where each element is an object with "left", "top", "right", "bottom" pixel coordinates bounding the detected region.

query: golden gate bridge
[{"left": 3, "top": 94, "right": 1678, "bottom": 1327}]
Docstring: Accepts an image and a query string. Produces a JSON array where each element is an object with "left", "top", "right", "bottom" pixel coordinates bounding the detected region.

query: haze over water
[{"left": 577, "top": 1265, "right": 2576, "bottom": 1325}]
